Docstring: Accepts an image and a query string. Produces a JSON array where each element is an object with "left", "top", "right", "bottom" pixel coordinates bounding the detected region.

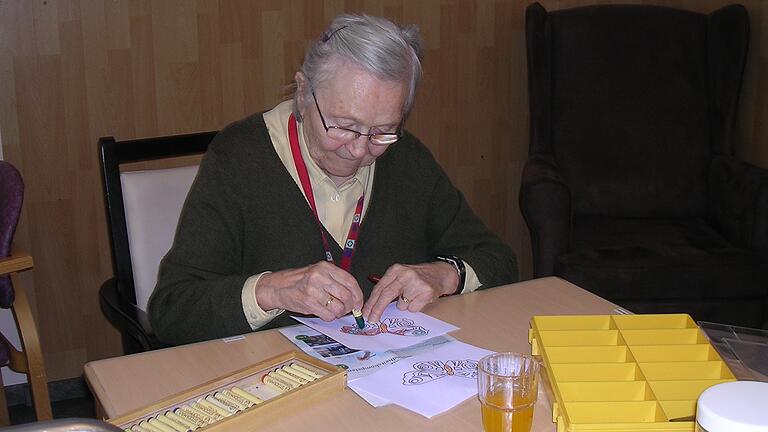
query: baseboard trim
[{"left": 4, "top": 376, "right": 91, "bottom": 407}]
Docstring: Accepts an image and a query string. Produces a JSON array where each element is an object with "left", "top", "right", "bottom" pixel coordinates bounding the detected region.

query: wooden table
[{"left": 85, "top": 277, "right": 620, "bottom": 431}]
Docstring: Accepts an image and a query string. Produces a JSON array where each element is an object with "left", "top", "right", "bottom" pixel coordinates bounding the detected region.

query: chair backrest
[
  {"left": 100, "top": 132, "right": 216, "bottom": 312},
  {"left": 0, "top": 161, "right": 24, "bottom": 308},
  {"left": 526, "top": 3, "right": 749, "bottom": 218},
  {"left": 121, "top": 165, "right": 199, "bottom": 311}
]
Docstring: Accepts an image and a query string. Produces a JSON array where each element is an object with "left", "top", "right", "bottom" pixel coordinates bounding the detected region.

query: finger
[
  {"left": 312, "top": 262, "right": 363, "bottom": 310},
  {"left": 323, "top": 283, "right": 353, "bottom": 314},
  {"left": 363, "top": 277, "right": 392, "bottom": 320},
  {"left": 367, "top": 280, "right": 402, "bottom": 322},
  {"left": 393, "top": 265, "right": 440, "bottom": 313},
  {"left": 326, "top": 272, "right": 364, "bottom": 312},
  {"left": 395, "top": 288, "right": 427, "bottom": 311},
  {"left": 367, "top": 297, "right": 391, "bottom": 323},
  {"left": 324, "top": 294, "right": 350, "bottom": 319},
  {"left": 362, "top": 273, "right": 388, "bottom": 318},
  {"left": 396, "top": 294, "right": 410, "bottom": 311},
  {"left": 310, "top": 296, "right": 337, "bottom": 322},
  {"left": 362, "top": 288, "right": 380, "bottom": 319},
  {"left": 388, "top": 269, "right": 418, "bottom": 312},
  {"left": 406, "top": 293, "right": 431, "bottom": 313},
  {"left": 304, "top": 263, "right": 355, "bottom": 314}
]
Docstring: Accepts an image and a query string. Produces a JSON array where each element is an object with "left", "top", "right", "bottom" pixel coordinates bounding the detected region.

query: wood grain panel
[{"left": 0, "top": 0, "right": 766, "bottom": 381}]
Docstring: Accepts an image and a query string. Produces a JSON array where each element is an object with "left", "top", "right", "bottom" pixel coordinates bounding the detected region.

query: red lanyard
[{"left": 288, "top": 113, "right": 364, "bottom": 272}]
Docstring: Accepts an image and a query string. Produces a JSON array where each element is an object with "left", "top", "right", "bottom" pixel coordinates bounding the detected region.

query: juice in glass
[
  {"left": 477, "top": 353, "right": 539, "bottom": 432},
  {"left": 481, "top": 389, "right": 535, "bottom": 432}
]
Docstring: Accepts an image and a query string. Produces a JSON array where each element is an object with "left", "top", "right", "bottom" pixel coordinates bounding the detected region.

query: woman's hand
[
  {"left": 254, "top": 261, "right": 364, "bottom": 321},
  {"left": 362, "top": 261, "right": 458, "bottom": 322}
]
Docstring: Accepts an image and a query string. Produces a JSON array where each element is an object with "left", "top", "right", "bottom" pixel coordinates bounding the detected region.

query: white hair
[{"left": 292, "top": 14, "right": 423, "bottom": 121}]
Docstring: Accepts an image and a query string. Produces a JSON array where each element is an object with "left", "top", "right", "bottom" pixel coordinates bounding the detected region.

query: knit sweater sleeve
[
  {"left": 406, "top": 138, "right": 519, "bottom": 288},
  {"left": 428, "top": 172, "right": 519, "bottom": 288},
  {"left": 148, "top": 121, "right": 254, "bottom": 345}
]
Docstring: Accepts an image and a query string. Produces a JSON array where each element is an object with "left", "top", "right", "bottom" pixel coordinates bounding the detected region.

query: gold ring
[
  {"left": 400, "top": 295, "right": 410, "bottom": 304},
  {"left": 325, "top": 297, "right": 334, "bottom": 307}
]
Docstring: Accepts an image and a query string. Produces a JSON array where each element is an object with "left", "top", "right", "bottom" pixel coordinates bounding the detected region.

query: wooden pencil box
[{"left": 108, "top": 350, "right": 347, "bottom": 432}]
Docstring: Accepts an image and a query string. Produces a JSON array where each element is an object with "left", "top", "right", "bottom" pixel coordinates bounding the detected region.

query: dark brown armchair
[{"left": 520, "top": 2, "right": 768, "bottom": 327}]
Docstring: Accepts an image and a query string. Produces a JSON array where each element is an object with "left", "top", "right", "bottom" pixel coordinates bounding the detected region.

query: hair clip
[{"left": 321, "top": 25, "right": 347, "bottom": 42}]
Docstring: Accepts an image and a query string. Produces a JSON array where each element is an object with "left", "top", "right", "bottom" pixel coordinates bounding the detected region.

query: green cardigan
[{"left": 148, "top": 113, "right": 518, "bottom": 345}]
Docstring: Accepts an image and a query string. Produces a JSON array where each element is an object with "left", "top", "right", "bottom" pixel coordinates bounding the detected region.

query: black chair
[
  {"left": 521, "top": 2, "right": 768, "bottom": 327},
  {"left": 99, "top": 131, "right": 216, "bottom": 353}
]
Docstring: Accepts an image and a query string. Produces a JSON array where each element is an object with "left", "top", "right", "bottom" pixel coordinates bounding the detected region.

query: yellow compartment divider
[
  {"left": 638, "top": 362, "right": 734, "bottom": 381},
  {"left": 550, "top": 363, "right": 644, "bottom": 382},
  {"left": 530, "top": 314, "right": 734, "bottom": 432}
]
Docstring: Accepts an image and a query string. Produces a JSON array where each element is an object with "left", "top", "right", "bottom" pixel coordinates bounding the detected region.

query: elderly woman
[{"left": 149, "top": 14, "right": 518, "bottom": 345}]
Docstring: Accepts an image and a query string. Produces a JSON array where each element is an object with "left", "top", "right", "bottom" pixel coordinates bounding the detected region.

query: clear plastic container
[{"left": 695, "top": 381, "right": 768, "bottom": 432}]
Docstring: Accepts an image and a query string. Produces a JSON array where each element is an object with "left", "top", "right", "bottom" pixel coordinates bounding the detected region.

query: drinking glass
[{"left": 477, "top": 352, "right": 540, "bottom": 432}]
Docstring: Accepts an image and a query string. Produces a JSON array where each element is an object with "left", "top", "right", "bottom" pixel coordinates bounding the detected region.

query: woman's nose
[{"left": 346, "top": 136, "right": 369, "bottom": 158}]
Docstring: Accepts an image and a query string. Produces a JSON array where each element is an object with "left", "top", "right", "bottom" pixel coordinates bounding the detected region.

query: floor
[{"left": 9, "top": 395, "right": 96, "bottom": 425}]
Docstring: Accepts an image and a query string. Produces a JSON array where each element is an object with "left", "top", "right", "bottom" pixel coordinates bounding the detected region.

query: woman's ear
[
  {"left": 295, "top": 72, "right": 307, "bottom": 101},
  {"left": 294, "top": 71, "right": 308, "bottom": 119}
]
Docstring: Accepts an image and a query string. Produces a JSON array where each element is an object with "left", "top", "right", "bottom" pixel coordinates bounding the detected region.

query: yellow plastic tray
[{"left": 529, "top": 314, "right": 735, "bottom": 432}]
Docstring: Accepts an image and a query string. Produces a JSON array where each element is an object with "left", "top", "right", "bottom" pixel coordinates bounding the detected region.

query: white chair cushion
[{"left": 120, "top": 165, "right": 199, "bottom": 312}]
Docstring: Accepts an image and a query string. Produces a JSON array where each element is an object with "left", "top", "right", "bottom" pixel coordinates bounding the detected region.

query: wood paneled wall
[{"left": 1, "top": 0, "right": 766, "bottom": 381}]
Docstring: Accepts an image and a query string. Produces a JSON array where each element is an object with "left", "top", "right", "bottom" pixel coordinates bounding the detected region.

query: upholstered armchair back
[
  {"left": 526, "top": 3, "right": 749, "bottom": 218},
  {"left": 0, "top": 161, "right": 23, "bottom": 308}
]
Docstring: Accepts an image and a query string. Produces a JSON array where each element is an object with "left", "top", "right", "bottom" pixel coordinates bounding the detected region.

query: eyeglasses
[{"left": 311, "top": 92, "right": 401, "bottom": 146}]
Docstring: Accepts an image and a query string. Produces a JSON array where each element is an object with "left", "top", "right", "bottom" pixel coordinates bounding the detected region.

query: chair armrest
[
  {"left": 519, "top": 155, "right": 572, "bottom": 277},
  {"left": 709, "top": 155, "right": 768, "bottom": 250},
  {"left": 6, "top": 272, "right": 53, "bottom": 421},
  {"left": 99, "top": 278, "right": 166, "bottom": 352},
  {"left": 0, "top": 249, "right": 33, "bottom": 276}
]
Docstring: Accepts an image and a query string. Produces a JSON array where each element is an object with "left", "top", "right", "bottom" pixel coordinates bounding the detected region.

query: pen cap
[{"left": 695, "top": 381, "right": 768, "bottom": 432}]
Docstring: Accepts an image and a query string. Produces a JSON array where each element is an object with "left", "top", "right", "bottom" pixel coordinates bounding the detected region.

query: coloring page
[
  {"left": 349, "top": 340, "right": 494, "bottom": 418},
  {"left": 293, "top": 302, "right": 459, "bottom": 351},
  {"left": 278, "top": 324, "right": 454, "bottom": 380}
]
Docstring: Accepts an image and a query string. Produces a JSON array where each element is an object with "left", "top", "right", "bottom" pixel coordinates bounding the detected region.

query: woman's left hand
[{"left": 362, "top": 261, "right": 458, "bottom": 322}]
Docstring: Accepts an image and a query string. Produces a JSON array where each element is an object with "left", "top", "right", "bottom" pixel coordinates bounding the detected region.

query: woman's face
[{"left": 296, "top": 63, "right": 407, "bottom": 184}]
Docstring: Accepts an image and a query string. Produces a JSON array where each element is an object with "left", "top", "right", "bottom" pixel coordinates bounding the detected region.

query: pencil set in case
[{"left": 108, "top": 351, "right": 347, "bottom": 432}]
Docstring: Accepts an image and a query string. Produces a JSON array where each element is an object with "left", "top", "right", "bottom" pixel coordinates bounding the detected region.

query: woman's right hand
[{"left": 254, "top": 261, "right": 364, "bottom": 321}]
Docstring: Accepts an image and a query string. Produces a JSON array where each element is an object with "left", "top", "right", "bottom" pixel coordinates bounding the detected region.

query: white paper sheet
[
  {"left": 349, "top": 340, "right": 494, "bottom": 418},
  {"left": 277, "top": 324, "right": 454, "bottom": 380},
  {"left": 292, "top": 302, "right": 459, "bottom": 351},
  {"left": 278, "top": 323, "right": 458, "bottom": 407},
  {"left": 350, "top": 387, "right": 391, "bottom": 407}
]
